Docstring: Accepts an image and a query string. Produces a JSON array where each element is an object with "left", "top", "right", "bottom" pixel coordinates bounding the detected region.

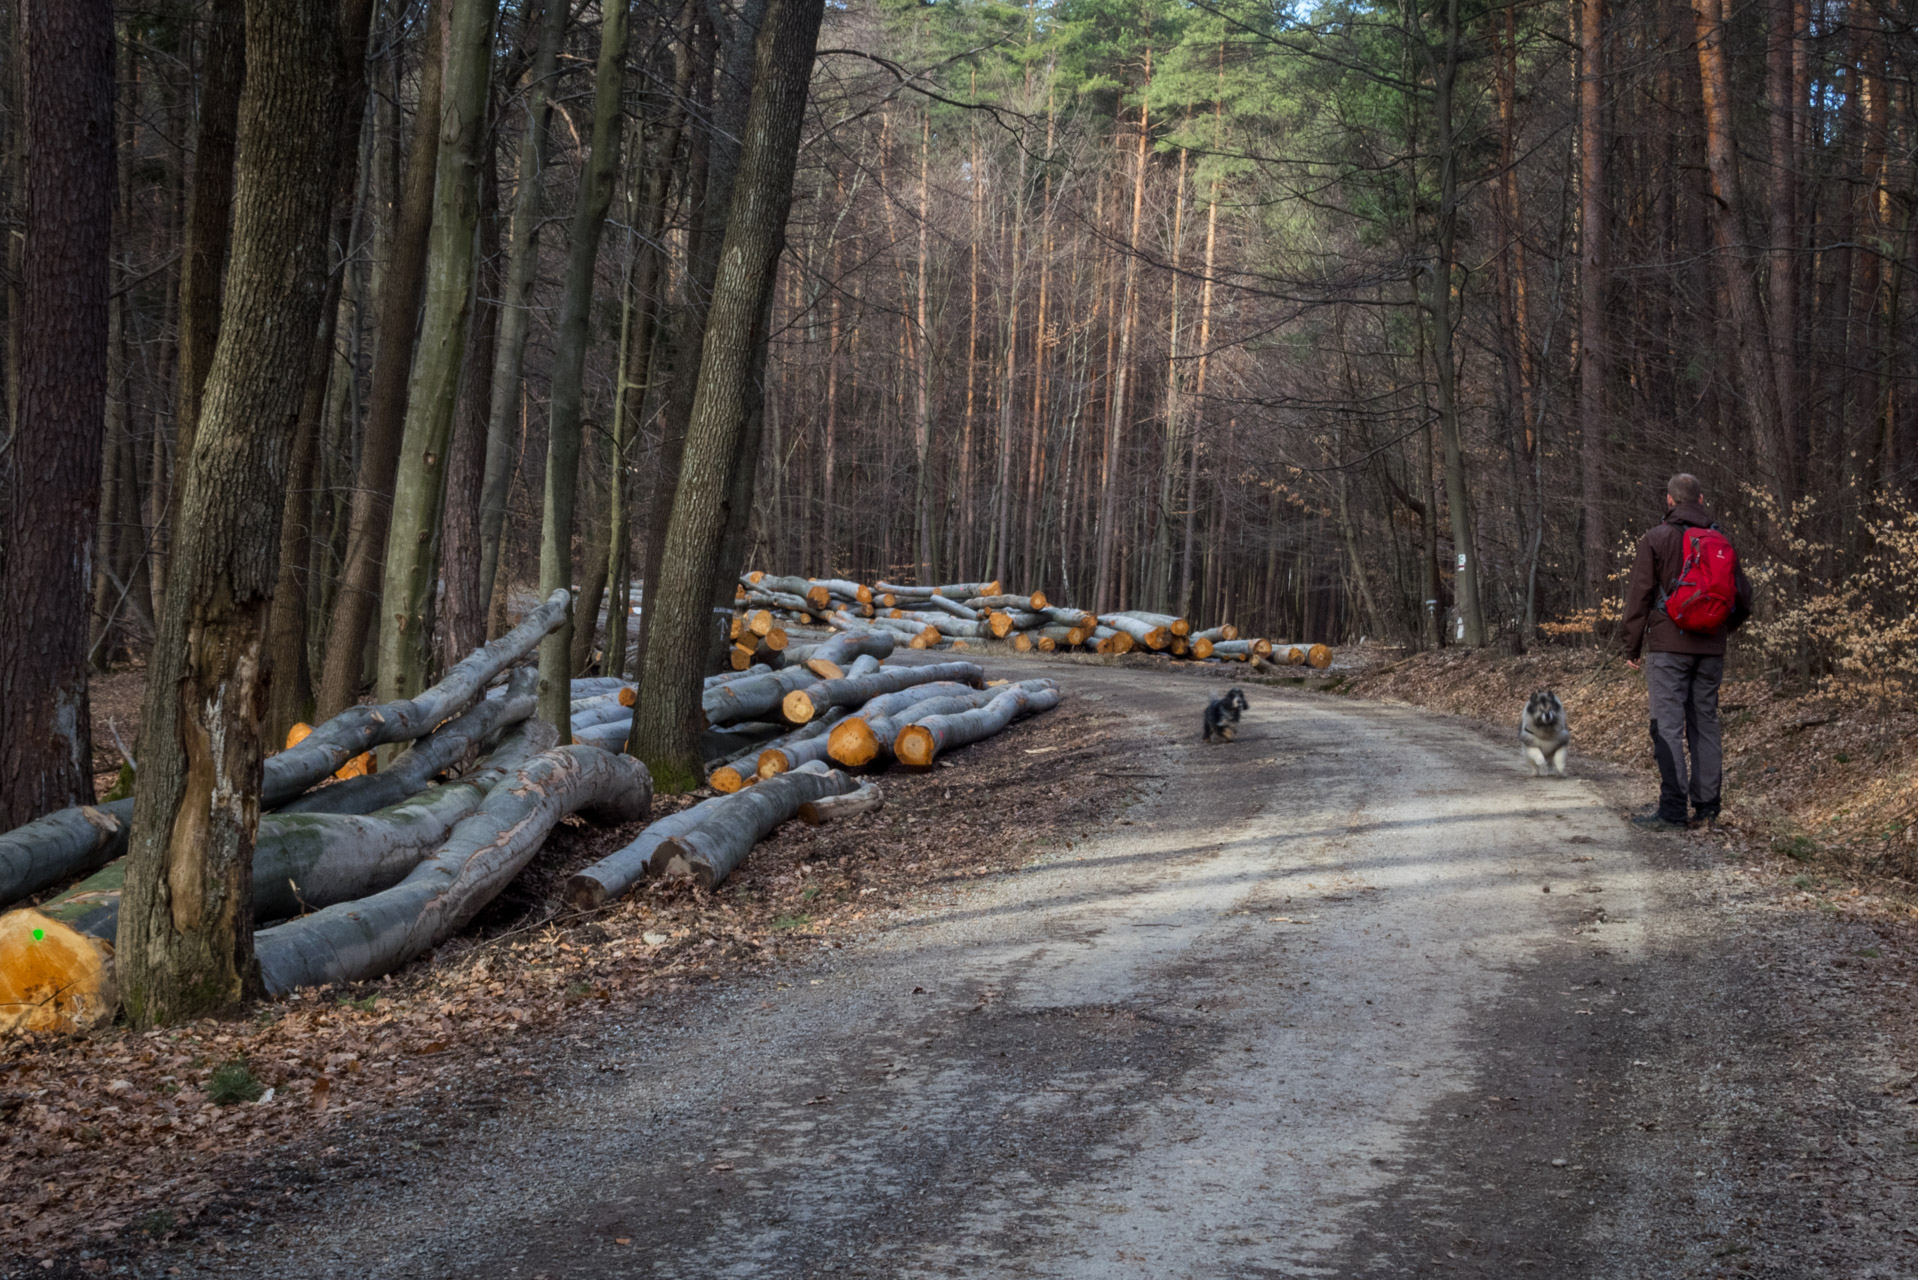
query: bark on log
[
  {"left": 1096, "top": 614, "right": 1169, "bottom": 649},
  {"left": 780, "top": 659, "right": 984, "bottom": 725},
  {"left": 810, "top": 578, "right": 870, "bottom": 605},
  {"left": 754, "top": 574, "right": 829, "bottom": 610},
  {"left": 1117, "top": 610, "right": 1191, "bottom": 637},
  {"left": 826, "top": 684, "right": 1015, "bottom": 768},
  {"left": 1038, "top": 624, "right": 1085, "bottom": 647},
  {"left": 0, "top": 597, "right": 567, "bottom": 909},
  {"left": 1194, "top": 624, "right": 1238, "bottom": 642},
  {"left": 709, "top": 663, "right": 773, "bottom": 686},
  {"left": 962, "top": 594, "right": 1044, "bottom": 612},
  {"left": 267, "top": 589, "right": 570, "bottom": 806},
  {"left": 799, "top": 781, "right": 881, "bottom": 825},
  {"left": 654, "top": 762, "right": 856, "bottom": 889},
  {"left": 715, "top": 707, "right": 849, "bottom": 791},
  {"left": 0, "top": 798, "right": 136, "bottom": 914},
  {"left": 893, "top": 682, "right": 1062, "bottom": 768},
  {"left": 997, "top": 609, "right": 1047, "bottom": 631},
  {"left": 1042, "top": 605, "right": 1096, "bottom": 629},
  {"left": 920, "top": 594, "right": 979, "bottom": 621},
  {"left": 898, "top": 612, "right": 994, "bottom": 640},
  {"left": 1090, "top": 626, "right": 1137, "bottom": 655},
  {"left": 702, "top": 665, "right": 823, "bottom": 727},
  {"left": 278, "top": 669, "right": 540, "bottom": 816},
  {"left": 256, "top": 745, "right": 652, "bottom": 994}
]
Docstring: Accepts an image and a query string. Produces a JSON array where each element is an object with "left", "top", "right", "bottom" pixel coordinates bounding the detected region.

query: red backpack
[{"left": 1664, "top": 526, "right": 1738, "bottom": 633}]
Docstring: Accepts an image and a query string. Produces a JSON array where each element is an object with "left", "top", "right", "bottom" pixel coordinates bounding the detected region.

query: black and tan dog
[{"left": 1203, "top": 687, "right": 1250, "bottom": 743}]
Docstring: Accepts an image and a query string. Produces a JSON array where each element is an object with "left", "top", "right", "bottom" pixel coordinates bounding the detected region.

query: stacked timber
[{"left": 735, "top": 570, "right": 1336, "bottom": 671}]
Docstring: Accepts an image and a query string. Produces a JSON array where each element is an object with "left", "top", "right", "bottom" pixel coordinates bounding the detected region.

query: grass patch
[
  {"left": 207, "top": 1058, "right": 264, "bottom": 1106},
  {"left": 1773, "top": 834, "right": 1817, "bottom": 862},
  {"left": 772, "top": 913, "right": 813, "bottom": 931}
]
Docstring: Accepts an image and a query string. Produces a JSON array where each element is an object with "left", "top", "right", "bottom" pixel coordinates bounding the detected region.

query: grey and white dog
[
  {"left": 1518, "top": 690, "right": 1570, "bottom": 777},
  {"left": 1204, "top": 688, "right": 1250, "bottom": 743}
]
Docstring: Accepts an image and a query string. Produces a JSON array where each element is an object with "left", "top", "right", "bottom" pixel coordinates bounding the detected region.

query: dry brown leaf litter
[
  {"left": 1346, "top": 644, "right": 1918, "bottom": 917},
  {"left": 1, "top": 700, "right": 1126, "bottom": 1267}
]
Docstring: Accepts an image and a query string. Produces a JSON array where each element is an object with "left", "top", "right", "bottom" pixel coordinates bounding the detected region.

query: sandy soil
[{"left": 15, "top": 658, "right": 1918, "bottom": 1278}]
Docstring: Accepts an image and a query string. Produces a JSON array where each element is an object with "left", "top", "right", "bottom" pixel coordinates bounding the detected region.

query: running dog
[
  {"left": 1518, "top": 690, "right": 1570, "bottom": 777},
  {"left": 1204, "top": 688, "right": 1250, "bottom": 743}
]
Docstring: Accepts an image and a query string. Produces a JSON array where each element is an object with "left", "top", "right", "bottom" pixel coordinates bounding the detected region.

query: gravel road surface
[{"left": 154, "top": 661, "right": 1918, "bottom": 1278}]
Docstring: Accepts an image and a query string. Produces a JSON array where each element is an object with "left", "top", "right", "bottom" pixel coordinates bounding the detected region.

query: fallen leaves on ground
[{"left": 0, "top": 699, "right": 1132, "bottom": 1265}]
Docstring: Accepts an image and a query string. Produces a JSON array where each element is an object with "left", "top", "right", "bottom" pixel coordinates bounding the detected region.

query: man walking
[{"left": 1620, "top": 473, "right": 1753, "bottom": 831}]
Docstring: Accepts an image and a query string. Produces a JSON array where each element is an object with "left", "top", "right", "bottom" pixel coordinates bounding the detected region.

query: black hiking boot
[{"left": 1630, "top": 813, "right": 1689, "bottom": 833}]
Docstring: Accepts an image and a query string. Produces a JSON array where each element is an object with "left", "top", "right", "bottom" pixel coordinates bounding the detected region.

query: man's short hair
[{"left": 1667, "top": 473, "right": 1703, "bottom": 504}]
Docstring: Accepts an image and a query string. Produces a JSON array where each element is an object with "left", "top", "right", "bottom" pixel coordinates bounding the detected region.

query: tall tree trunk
[
  {"left": 436, "top": 147, "right": 501, "bottom": 667},
  {"left": 376, "top": 0, "right": 496, "bottom": 704},
  {"left": 1425, "top": 0, "right": 1484, "bottom": 646},
  {"left": 536, "top": 0, "right": 630, "bottom": 736},
  {"left": 629, "top": 0, "right": 824, "bottom": 791},
  {"left": 0, "top": 0, "right": 112, "bottom": 828},
  {"left": 314, "top": 0, "right": 446, "bottom": 716},
  {"left": 1690, "top": 0, "right": 1785, "bottom": 504},
  {"left": 475, "top": 0, "right": 567, "bottom": 618},
  {"left": 169, "top": 0, "right": 246, "bottom": 567},
  {"left": 1095, "top": 52, "right": 1149, "bottom": 613},
  {"left": 117, "top": 0, "right": 345, "bottom": 1027},
  {"left": 263, "top": 0, "right": 379, "bottom": 746},
  {"left": 912, "top": 108, "right": 934, "bottom": 584},
  {"left": 1577, "top": 0, "right": 1608, "bottom": 607},
  {"left": 1766, "top": 0, "right": 1798, "bottom": 467}
]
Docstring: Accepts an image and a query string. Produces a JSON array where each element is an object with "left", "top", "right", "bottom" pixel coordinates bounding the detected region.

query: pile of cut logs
[
  {"left": 0, "top": 594, "right": 1060, "bottom": 1035},
  {"left": 734, "top": 572, "right": 1334, "bottom": 670}
]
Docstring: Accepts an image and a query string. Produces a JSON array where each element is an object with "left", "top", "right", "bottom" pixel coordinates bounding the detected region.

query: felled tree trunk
[
  {"left": 1118, "top": 610, "right": 1191, "bottom": 637},
  {"left": 1098, "top": 613, "right": 1170, "bottom": 649},
  {"left": 752, "top": 710, "right": 848, "bottom": 780},
  {"left": 255, "top": 745, "right": 652, "bottom": 994},
  {"left": 699, "top": 630, "right": 893, "bottom": 725},
  {"left": 780, "top": 659, "right": 983, "bottom": 725},
  {"left": 0, "top": 798, "right": 136, "bottom": 912},
  {"left": 754, "top": 574, "right": 829, "bottom": 609},
  {"left": 894, "top": 682, "right": 1061, "bottom": 768},
  {"left": 798, "top": 781, "right": 881, "bottom": 825},
  {"left": 919, "top": 595, "right": 979, "bottom": 621},
  {"left": 809, "top": 578, "right": 870, "bottom": 605},
  {"left": 1189, "top": 636, "right": 1215, "bottom": 660},
  {"left": 962, "top": 594, "right": 1047, "bottom": 612},
  {"left": 265, "top": 590, "right": 569, "bottom": 806},
  {"left": 276, "top": 668, "right": 539, "bottom": 816},
  {"left": 709, "top": 707, "right": 845, "bottom": 792},
  {"left": 1038, "top": 624, "right": 1088, "bottom": 648},
  {"left": 899, "top": 613, "right": 994, "bottom": 640},
  {"left": 653, "top": 763, "right": 855, "bottom": 889},
  {"left": 0, "top": 725, "right": 558, "bottom": 1034},
  {"left": 1194, "top": 624, "right": 1238, "bottom": 642},
  {"left": 826, "top": 684, "right": 1007, "bottom": 768}
]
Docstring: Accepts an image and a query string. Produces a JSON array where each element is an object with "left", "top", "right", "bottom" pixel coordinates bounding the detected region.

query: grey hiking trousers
[{"left": 1646, "top": 652, "right": 1725, "bottom": 823}]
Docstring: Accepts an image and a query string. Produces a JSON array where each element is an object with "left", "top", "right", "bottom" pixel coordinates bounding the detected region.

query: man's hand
[{"left": 1625, "top": 658, "right": 1641, "bottom": 672}]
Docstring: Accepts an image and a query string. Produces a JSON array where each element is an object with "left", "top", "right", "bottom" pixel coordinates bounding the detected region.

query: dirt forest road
[{"left": 158, "top": 659, "right": 1915, "bottom": 1279}]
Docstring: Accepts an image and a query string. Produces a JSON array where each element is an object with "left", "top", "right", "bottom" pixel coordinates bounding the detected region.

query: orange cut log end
[
  {"left": 285, "top": 722, "right": 313, "bottom": 750},
  {"left": 987, "top": 611, "right": 1014, "bottom": 639},
  {"left": 1012, "top": 633, "right": 1033, "bottom": 653},
  {"left": 804, "top": 657, "right": 845, "bottom": 680},
  {"left": 782, "top": 690, "right": 816, "bottom": 724},
  {"left": 748, "top": 610, "right": 773, "bottom": 637},
  {"left": 756, "top": 748, "right": 791, "bottom": 780},
  {"left": 805, "top": 585, "right": 830, "bottom": 611},
  {"left": 894, "top": 724, "right": 937, "bottom": 768},
  {"left": 828, "top": 718, "right": 880, "bottom": 767},
  {"left": 0, "top": 909, "right": 116, "bottom": 1037},
  {"left": 763, "top": 627, "right": 788, "bottom": 652},
  {"left": 1308, "top": 643, "right": 1333, "bottom": 669},
  {"left": 710, "top": 765, "right": 747, "bottom": 794},
  {"left": 618, "top": 686, "right": 637, "bottom": 706},
  {"left": 1037, "top": 636, "right": 1056, "bottom": 652},
  {"left": 1028, "top": 591, "right": 1048, "bottom": 610}
]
